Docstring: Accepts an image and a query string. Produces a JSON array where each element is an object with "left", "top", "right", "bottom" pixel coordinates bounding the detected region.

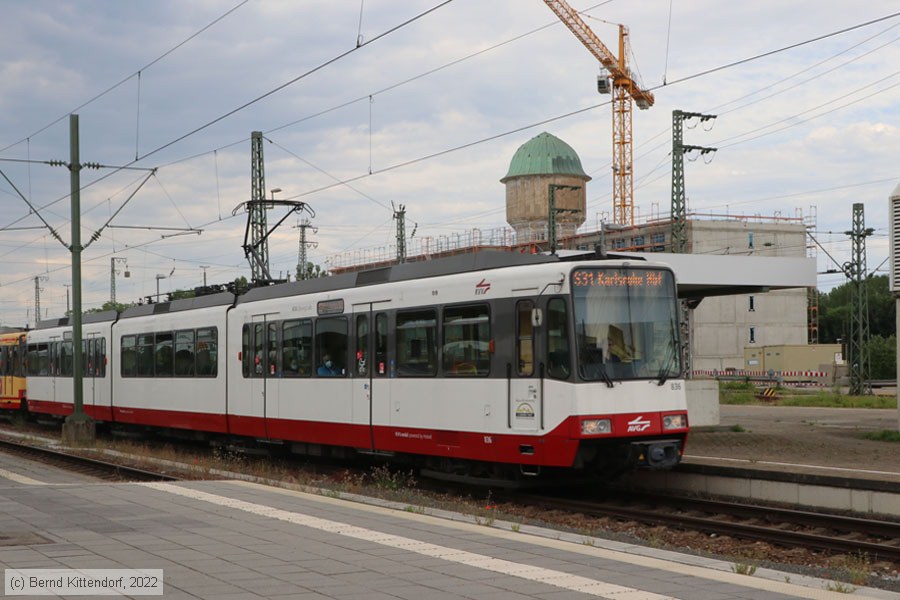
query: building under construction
[{"left": 328, "top": 131, "right": 814, "bottom": 372}]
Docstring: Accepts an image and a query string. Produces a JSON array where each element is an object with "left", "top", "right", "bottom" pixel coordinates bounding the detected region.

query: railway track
[
  {"left": 516, "top": 491, "right": 900, "bottom": 563},
  {"left": 0, "top": 438, "right": 181, "bottom": 483}
]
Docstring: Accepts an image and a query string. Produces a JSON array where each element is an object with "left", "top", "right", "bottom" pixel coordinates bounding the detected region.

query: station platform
[
  {"left": 685, "top": 405, "right": 900, "bottom": 484},
  {"left": 2, "top": 475, "right": 895, "bottom": 599}
]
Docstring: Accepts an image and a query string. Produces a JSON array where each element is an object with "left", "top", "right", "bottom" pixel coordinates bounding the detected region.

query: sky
[{"left": 1, "top": 0, "right": 899, "bottom": 326}]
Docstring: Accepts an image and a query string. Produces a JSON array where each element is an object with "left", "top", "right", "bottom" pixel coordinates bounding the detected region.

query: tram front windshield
[{"left": 572, "top": 267, "right": 680, "bottom": 382}]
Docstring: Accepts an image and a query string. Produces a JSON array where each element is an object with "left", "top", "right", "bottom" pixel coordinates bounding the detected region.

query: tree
[
  {"left": 818, "top": 274, "right": 896, "bottom": 380},
  {"left": 817, "top": 275, "right": 895, "bottom": 343},
  {"left": 296, "top": 262, "right": 328, "bottom": 281}
]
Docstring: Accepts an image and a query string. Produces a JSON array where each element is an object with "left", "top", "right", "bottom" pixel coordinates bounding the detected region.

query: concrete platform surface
[{"left": 1, "top": 476, "right": 896, "bottom": 599}]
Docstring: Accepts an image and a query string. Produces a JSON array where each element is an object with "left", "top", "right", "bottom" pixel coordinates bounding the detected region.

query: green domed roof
[{"left": 501, "top": 132, "right": 591, "bottom": 182}]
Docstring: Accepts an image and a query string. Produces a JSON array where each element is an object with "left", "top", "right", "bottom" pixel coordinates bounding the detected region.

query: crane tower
[{"left": 543, "top": 0, "right": 654, "bottom": 225}]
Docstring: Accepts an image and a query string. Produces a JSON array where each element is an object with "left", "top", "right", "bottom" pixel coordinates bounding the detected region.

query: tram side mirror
[{"left": 531, "top": 308, "right": 543, "bottom": 328}]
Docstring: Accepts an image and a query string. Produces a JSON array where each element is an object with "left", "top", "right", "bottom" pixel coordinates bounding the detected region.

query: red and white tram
[{"left": 22, "top": 252, "right": 688, "bottom": 478}]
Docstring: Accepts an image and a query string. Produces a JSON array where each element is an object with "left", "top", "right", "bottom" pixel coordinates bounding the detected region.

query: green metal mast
[
  {"left": 671, "top": 110, "right": 716, "bottom": 253},
  {"left": 394, "top": 204, "right": 407, "bottom": 263},
  {"left": 845, "top": 202, "right": 873, "bottom": 395},
  {"left": 248, "top": 131, "right": 270, "bottom": 282}
]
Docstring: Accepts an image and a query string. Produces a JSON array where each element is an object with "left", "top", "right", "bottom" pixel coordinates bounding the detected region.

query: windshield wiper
[
  {"left": 656, "top": 336, "right": 679, "bottom": 386},
  {"left": 596, "top": 360, "right": 615, "bottom": 388}
]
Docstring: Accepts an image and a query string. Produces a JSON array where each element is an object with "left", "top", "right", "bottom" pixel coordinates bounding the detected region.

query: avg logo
[
  {"left": 626, "top": 415, "right": 652, "bottom": 433},
  {"left": 475, "top": 278, "right": 491, "bottom": 295}
]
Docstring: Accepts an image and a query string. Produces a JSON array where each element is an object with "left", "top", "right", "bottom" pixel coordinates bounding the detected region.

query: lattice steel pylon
[
  {"left": 670, "top": 110, "right": 716, "bottom": 253},
  {"left": 394, "top": 204, "right": 407, "bottom": 263},
  {"left": 804, "top": 207, "right": 819, "bottom": 344},
  {"left": 845, "top": 202, "right": 873, "bottom": 395},
  {"left": 246, "top": 131, "right": 270, "bottom": 283}
]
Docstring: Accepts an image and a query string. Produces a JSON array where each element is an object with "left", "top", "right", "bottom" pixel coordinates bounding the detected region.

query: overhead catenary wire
[
  {"left": 0, "top": 0, "right": 251, "bottom": 156},
  {"left": 2, "top": 7, "right": 898, "bottom": 303}
]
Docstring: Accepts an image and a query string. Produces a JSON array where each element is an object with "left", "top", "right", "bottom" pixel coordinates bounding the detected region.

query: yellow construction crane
[{"left": 543, "top": 0, "right": 654, "bottom": 226}]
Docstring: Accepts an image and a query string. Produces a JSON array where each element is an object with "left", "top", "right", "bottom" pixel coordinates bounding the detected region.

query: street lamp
[
  {"left": 268, "top": 187, "right": 281, "bottom": 209},
  {"left": 155, "top": 268, "right": 174, "bottom": 301}
]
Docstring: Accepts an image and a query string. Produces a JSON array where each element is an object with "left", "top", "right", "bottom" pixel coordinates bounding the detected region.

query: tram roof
[{"left": 238, "top": 251, "right": 560, "bottom": 304}]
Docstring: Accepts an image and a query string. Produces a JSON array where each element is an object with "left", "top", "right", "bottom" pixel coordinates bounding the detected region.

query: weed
[
  {"left": 827, "top": 552, "right": 870, "bottom": 587},
  {"left": 783, "top": 576, "right": 791, "bottom": 584},
  {"left": 474, "top": 491, "right": 497, "bottom": 527},
  {"left": 729, "top": 424, "right": 746, "bottom": 433},
  {"left": 731, "top": 562, "right": 757, "bottom": 576},
  {"left": 404, "top": 505, "right": 425, "bottom": 514},
  {"left": 862, "top": 429, "right": 900, "bottom": 443},
  {"left": 825, "top": 581, "right": 856, "bottom": 594},
  {"left": 510, "top": 523, "right": 521, "bottom": 533},
  {"left": 369, "top": 465, "right": 417, "bottom": 491},
  {"left": 720, "top": 380, "right": 756, "bottom": 391}
]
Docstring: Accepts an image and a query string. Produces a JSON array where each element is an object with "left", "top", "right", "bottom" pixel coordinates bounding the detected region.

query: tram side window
[
  {"left": 282, "top": 320, "right": 311, "bottom": 377},
  {"left": 92, "top": 338, "right": 106, "bottom": 377},
  {"left": 26, "top": 344, "right": 47, "bottom": 377},
  {"left": 38, "top": 343, "right": 49, "bottom": 376},
  {"left": 61, "top": 340, "right": 74, "bottom": 376},
  {"left": 49, "top": 342, "right": 58, "bottom": 376},
  {"left": 0, "top": 347, "right": 7, "bottom": 376},
  {"left": 442, "top": 304, "right": 490, "bottom": 376},
  {"left": 396, "top": 310, "right": 437, "bottom": 377},
  {"left": 14, "top": 343, "right": 23, "bottom": 378},
  {"left": 375, "top": 313, "right": 388, "bottom": 377},
  {"left": 174, "top": 330, "right": 195, "bottom": 376},
  {"left": 196, "top": 328, "right": 217, "bottom": 377},
  {"left": 517, "top": 300, "right": 535, "bottom": 376},
  {"left": 267, "top": 322, "right": 278, "bottom": 376},
  {"left": 136, "top": 334, "right": 155, "bottom": 377},
  {"left": 253, "top": 323, "right": 265, "bottom": 376},
  {"left": 355, "top": 315, "right": 368, "bottom": 377},
  {"left": 547, "top": 298, "right": 571, "bottom": 379},
  {"left": 242, "top": 324, "right": 251, "bottom": 378},
  {"left": 121, "top": 336, "right": 136, "bottom": 376},
  {"left": 155, "top": 332, "right": 174, "bottom": 377},
  {"left": 315, "top": 317, "right": 348, "bottom": 377}
]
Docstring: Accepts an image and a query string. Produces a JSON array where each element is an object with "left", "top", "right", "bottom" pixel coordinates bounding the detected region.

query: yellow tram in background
[{"left": 0, "top": 330, "right": 27, "bottom": 410}]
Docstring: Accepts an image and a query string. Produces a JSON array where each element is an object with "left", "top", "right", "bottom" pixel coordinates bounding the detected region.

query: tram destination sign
[{"left": 572, "top": 269, "right": 665, "bottom": 288}]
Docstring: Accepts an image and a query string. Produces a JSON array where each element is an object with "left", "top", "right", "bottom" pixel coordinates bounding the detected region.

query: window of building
[
  {"left": 749, "top": 327, "right": 756, "bottom": 344},
  {"left": 748, "top": 295, "right": 755, "bottom": 312},
  {"left": 651, "top": 232, "right": 665, "bottom": 252},
  {"left": 442, "top": 304, "right": 490, "bottom": 376},
  {"left": 396, "top": 310, "right": 437, "bottom": 377},
  {"left": 748, "top": 232, "right": 754, "bottom": 249},
  {"left": 631, "top": 235, "right": 645, "bottom": 250}
]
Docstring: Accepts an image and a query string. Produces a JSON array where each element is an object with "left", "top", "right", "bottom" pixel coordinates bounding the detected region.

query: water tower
[{"left": 501, "top": 132, "right": 590, "bottom": 243}]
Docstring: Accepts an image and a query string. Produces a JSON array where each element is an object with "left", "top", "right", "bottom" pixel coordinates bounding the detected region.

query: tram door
[
  {"left": 509, "top": 299, "right": 542, "bottom": 432},
  {"left": 249, "top": 317, "right": 277, "bottom": 438},
  {"left": 351, "top": 306, "right": 389, "bottom": 451}
]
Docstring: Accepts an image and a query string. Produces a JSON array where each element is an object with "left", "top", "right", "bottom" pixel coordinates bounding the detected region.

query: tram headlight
[
  {"left": 663, "top": 414, "right": 687, "bottom": 430},
  {"left": 581, "top": 418, "right": 612, "bottom": 435}
]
